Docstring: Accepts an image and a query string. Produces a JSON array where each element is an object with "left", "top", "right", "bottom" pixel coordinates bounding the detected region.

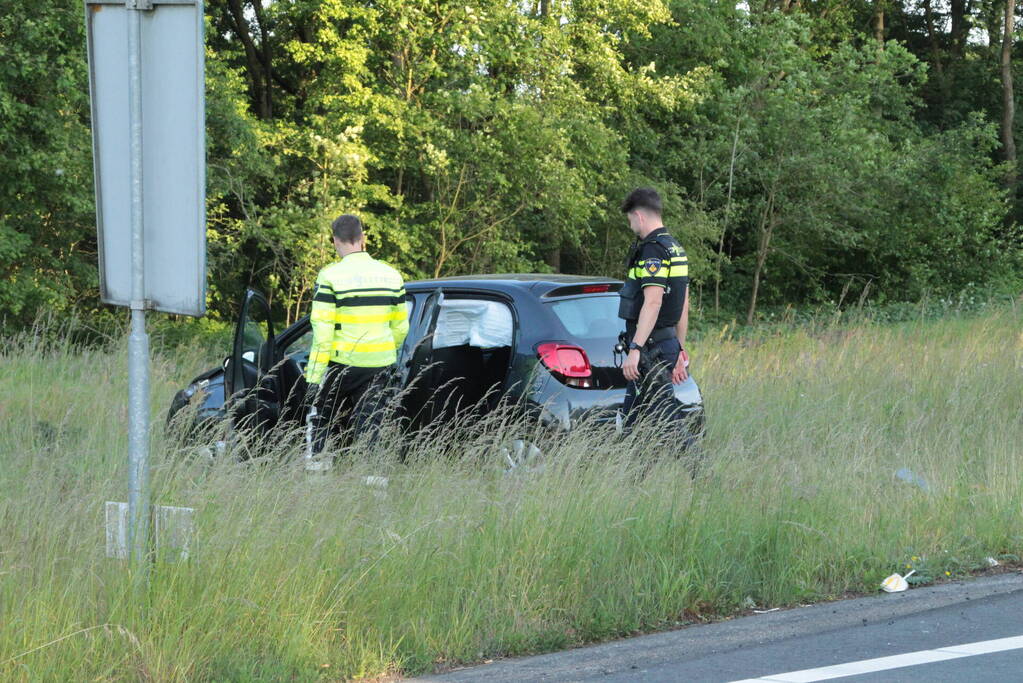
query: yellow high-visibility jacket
[{"left": 305, "top": 251, "right": 409, "bottom": 384}]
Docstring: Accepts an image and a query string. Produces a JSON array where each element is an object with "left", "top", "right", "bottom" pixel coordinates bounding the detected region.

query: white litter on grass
[
  {"left": 895, "top": 468, "right": 930, "bottom": 492},
  {"left": 986, "top": 556, "right": 1000, "bottom": 567},
  {"left": 305, "top": 460, "right": 332, "bottom": 473},
  {"left": 880, "top": 569, "right": 915, "bottom": 593},
  {"left": 362, "top": 475, "right": 389, "bottom": 501},
  {"left": 753, "top": 608, "right": 780, "bottom": 614}
]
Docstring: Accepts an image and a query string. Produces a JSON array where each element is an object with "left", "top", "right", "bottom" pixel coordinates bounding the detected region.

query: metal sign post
[
  {"left": 126, "top": 1, "right": 150, "bottom": 579},
  {"left": 85, "top": 0, "right": 206, "bottom": 582}
]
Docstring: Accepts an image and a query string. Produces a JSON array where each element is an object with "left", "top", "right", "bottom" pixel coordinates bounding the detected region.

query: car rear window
[{"left": 547, "top": 296, "right": 623, "bottom": 340}]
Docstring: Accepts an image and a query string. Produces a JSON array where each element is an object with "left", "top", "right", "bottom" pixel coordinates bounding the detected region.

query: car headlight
[{"left": 182, "top": 378, "right": 210, "bottom": 400}]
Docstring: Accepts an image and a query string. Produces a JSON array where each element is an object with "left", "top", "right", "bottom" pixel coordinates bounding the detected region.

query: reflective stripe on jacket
[
  {"left": 305, "top": 252, "right": 409, "bottom": 384},
  {"left": 618, "top": 227, "right": 688, "bottom": 326}
]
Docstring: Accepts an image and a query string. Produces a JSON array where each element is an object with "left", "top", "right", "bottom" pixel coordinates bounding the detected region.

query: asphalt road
[{"left": 417, "top": 573, "right": 1023, "bottom": 682}]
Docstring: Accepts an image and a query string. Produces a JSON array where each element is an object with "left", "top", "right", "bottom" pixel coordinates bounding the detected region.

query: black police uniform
[{"left": 618, "top": 227, "right": 689, "bottom": 430}]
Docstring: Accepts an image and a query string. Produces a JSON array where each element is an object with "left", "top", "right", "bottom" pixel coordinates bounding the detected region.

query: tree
[
  {"left": 0, "top": 0, "right": 1019, "bottom": 330},
  {"left": 0, "top": 0, "right": 95, "bottom": 326},
  {"left": 1001, "top": 0, "right": 1017, "bottom": 189}
]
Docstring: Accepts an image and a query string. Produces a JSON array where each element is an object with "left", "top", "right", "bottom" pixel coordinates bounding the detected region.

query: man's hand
[
  {"left": 671, "top": 349, "right": 689, "bottom": 384},
  {"left": 622, "top": 349, "right": 642, "bottom": 382}
]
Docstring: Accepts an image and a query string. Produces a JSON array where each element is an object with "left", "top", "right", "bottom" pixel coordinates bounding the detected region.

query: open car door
[
  {"left": 225, "top": 288, "right": 281, "bottom": 432},
  {"left": 398, "top": 289, "right": 444, "bottom": 430},
  {"left": 398, "top": 288, "right": 443, "bottom": 386}
]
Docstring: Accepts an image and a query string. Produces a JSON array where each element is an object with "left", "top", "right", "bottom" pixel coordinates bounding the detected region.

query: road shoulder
[{"left": 415, "top": 572, "right": 1023, "bottom": 682}]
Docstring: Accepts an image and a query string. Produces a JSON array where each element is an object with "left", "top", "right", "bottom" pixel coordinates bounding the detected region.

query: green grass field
[{"left": 2, "top": 306, "right": 1021, "bottom": 681}]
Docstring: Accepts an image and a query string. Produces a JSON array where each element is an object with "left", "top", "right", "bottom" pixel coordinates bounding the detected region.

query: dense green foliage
[
  {"left": 2, "top": 0, "right": 1021, "bottom": 327},
  {"left": 0, "top": 1, "right": 95, "bottom": 321}
]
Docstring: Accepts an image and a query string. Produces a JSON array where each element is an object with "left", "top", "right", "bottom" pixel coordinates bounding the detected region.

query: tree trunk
[
  {"left": 715, "top": 118, "right": 741, "bottom": 314},
  {"left": 746, "top": 190, "right": 775, "bottom": 326},
  {"left": 923, "top": 0, "right": 949, "bottom": 108},
  {"left": 874, "top": 0, "right": 885, "bottom": 44},
  {"left": 951, "top": 0, "right": 969, "bottom": 56},
  {"left": 1002, "top": 0, "right": 1017, "bottom": 186},
  {"left": 251, "top": 0, "right": 274, "bottom": 119},
  {"left": 225, "top": 0, "right": 270, "bottom": 119}
]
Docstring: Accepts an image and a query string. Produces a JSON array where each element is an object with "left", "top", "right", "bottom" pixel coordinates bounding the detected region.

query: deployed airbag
[{"left": 433, "top": 299, "right": 513, "bottom": 349}]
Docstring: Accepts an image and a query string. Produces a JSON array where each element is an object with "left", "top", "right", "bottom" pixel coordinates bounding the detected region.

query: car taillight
[
  {"left": 537, "top": 343, "right": 592, "bottom": 388},
  {"left": 580, "top": 284, "right": 611, "bottom": 293}
]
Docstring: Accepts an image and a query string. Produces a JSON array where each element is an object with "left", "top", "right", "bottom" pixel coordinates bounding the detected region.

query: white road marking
[{"left": 731, "top": 634, "right": 1023, "bottom": 682}]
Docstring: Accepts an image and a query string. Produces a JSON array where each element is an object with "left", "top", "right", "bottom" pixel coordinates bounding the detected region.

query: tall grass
[{"left": 1, "top": 306, "right": 1021, "bottom": 680}]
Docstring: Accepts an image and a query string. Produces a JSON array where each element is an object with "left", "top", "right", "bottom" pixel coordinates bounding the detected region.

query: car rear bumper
[{"left": 526, "top": 374, "right": 705, "bottom": 433}]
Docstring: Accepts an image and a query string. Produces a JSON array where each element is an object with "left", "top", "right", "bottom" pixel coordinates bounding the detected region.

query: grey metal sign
[
  {"left": 86, "top": 0, "right": 205, "bottom": 587},
  {"left": 85, "top": 0, "right": 206, "bottom": 316}
]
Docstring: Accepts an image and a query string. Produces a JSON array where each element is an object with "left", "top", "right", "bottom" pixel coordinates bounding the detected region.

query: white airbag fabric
[{"left": 433, "top": 300, "right": 513, "bottom": 349}]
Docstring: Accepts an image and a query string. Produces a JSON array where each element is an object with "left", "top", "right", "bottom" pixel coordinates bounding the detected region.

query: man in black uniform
[{"left": 618, "top": 187, "right": 690, "bottom": 431}]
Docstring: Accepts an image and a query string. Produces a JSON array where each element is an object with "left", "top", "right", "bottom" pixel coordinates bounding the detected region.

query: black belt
[{"left": 625, "top": 325, "right": 676, "bottom": 346}]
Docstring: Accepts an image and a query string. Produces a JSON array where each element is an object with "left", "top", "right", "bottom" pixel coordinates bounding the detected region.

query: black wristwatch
[{"left": 628, "top": 341, "right": 643, "bottom": 352}]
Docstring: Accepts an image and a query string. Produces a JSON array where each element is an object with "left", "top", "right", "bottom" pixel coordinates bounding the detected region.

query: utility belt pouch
[
  {"left": 638, "top": 347, "right": 674, "bottom": 387},
  {"left": 640, "top": 328, "right": 677, "bottom": 371},
  {"left": 617, "top": 279, "right": 642, "bottom": 320},
  {"left": 639, "top": 345, "right": 662, "bottom": 366},
  {"left": 648, "top": 326, "right": 677, "bottom": 345},
  {"left": 640, "top": 331, "right": 677, "bottom": 383}
]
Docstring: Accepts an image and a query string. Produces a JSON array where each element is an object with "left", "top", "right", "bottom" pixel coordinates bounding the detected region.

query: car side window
[
  {"left": 284, "top": 329, "right": 313, "bottom": 362},
  {"left": 240, "top": 303, "right": 272, "bottom": 364}
]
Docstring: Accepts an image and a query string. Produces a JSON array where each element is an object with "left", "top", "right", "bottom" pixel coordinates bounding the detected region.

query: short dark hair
[
  {"left": 621, "top": 187, "right": 662, "bottom": 215},
  {"left": 332, "top": 214, "right": 364, "bottom": 243}
]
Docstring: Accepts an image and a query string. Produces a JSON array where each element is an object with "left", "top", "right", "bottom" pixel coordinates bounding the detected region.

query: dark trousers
[
  {"left": 311, "top": 362, "right": 394, "bottom": 454},
  {"left": 622, "top": 336, "right": 685, "bottom": 432}
]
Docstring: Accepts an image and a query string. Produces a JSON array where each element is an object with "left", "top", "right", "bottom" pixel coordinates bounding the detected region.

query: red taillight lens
[
  {"left": 580, "top": 284, "right": 611, "bottom": 294},
  {"left": 537, "top": 343, "right": 592, "bottom": 386}
]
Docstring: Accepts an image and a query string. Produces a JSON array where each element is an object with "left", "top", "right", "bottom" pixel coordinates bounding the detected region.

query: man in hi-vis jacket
[{"left": 305, "top": 214, "right": 408, "bottom": 455}]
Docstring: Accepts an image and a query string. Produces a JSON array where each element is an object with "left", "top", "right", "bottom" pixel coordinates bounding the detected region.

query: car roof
[{"left": 406, "top": 273, "right": 621, "bottom": 296}]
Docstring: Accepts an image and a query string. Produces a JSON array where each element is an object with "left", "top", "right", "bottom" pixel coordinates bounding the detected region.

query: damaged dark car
[{"left": 167, "top": 274, "right": 705, "bottom": 450}]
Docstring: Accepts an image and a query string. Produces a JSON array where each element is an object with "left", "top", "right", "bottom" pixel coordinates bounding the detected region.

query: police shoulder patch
[{"left": 644, "top": 258, "right": 663, "bottom": 276}]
